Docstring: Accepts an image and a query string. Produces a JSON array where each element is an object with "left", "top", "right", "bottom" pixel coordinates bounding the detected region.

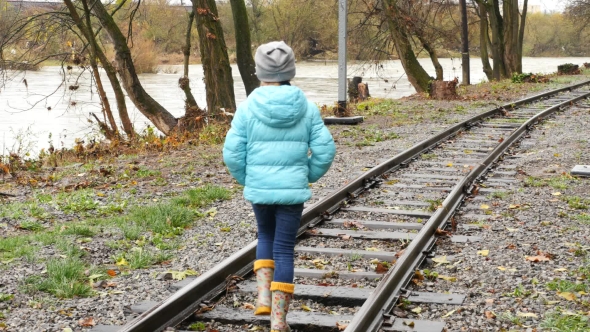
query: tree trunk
[
  {"left": 417, "top": 35, "right": 443, "bottom": 81},
  {"left": 488, "top": 0, "right": 508, "bottom": 80},
  {"left": 191, "top": 0, "right": 236, "bottom": 116},
  {"left": 180, "top": 11, "right": 198, "bottom": 109},
  {"left": 477, "top": 1, "right": 493, "bottom": 81},
  {"left": 384, "top": 0, "right": 432, "bottom": 93},
  {"left": 517, "top": 0, "right": 528, "bottom": 73},
  {"left": 90, "top": 0, "right": 178, "bottom": 135},
  {"left": 502, "top": 0, "right": 519, "bottom": 76},
  {"left": 64, "top": 0, "right": 117, "bottom": 138},
  {"left": 230, "top": 0, "right": 259, "bottom": 95}
]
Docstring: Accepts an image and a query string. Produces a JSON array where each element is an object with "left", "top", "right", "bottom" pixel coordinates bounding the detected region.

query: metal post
[
  {"left": 338, "top": 0, "right": 347, "bottom": 113},
  {"left": 460, "top": 0, "right": 470, "bottom": 85}
]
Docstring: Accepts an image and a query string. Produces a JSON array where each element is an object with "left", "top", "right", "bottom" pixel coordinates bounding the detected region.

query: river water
[{"left": 0, "top": 57, "right": 588, "bottom": 154}]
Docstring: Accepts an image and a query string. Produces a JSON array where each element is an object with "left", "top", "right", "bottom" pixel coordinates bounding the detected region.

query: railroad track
[{"left": 92, "top": 80, "right": 590, "bottom": 332}]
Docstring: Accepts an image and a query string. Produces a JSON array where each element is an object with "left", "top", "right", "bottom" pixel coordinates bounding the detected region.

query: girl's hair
[{"left": 279, "top": 81, "right": 291, "bottom": 86}]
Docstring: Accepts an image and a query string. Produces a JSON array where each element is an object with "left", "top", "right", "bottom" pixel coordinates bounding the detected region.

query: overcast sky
[{"left": 526, "top": 0, "right": 567, "bottom": 12}]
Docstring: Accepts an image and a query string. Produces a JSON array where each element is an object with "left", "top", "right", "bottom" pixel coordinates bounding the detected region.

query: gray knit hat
[{"left": 255, "top": 41, "right": 296, "bottom": 82}]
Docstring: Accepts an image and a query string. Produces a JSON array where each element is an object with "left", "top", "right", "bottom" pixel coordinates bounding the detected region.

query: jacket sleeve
[
  {"left": 308, "top": 103, "right": 336, "bottom": 183},
  {"left": 223, "top": 108, "right": 248, "bottom": 186}
]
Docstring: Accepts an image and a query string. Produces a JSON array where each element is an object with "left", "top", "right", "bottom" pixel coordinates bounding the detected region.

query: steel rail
[
  {"left": 120, "top": 80, "right": 590, "bottom": 332},
  {"left": 345, "top": 88, "right": 590, "bottom": 331}
]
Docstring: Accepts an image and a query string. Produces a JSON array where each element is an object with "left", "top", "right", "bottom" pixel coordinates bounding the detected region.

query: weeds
[
  {"left": 173, "top": 185, "right": 232, "bottom": 208},
  {"left": 563, "top": 196, "right": 590, "bottom": 210},
  {"left": 546, "top": 279, "right": 590, "bottom": 293},
  {"left": 24, "top": 257, "right": 93, "bottom": 298},
  {"left": 541, "top": 310, "right": 590, "bottom": 331}
]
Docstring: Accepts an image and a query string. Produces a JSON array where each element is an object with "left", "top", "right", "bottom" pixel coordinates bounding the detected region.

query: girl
[{"left": 223, "top": 41, "right": 336, "bottom": 331}]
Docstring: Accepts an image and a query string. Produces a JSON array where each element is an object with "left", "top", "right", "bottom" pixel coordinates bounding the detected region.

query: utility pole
[
  {"left": 460, "top": 0, "right": 470, "bottom": 85},
  {"left": 337, "top": 0, "right": 347, "bottom": 115}
]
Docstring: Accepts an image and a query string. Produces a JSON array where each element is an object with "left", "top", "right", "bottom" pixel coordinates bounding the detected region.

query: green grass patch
[
  {"left": 135, "top": 167, "right": 161, "bottom": 178},
  {"left": 0, "top": 294, "right": 13, "bottom": 302},
  {"left": 575, "top": 213, "right": 590, "bottom": 223},
  {"left": 524, "top": 175, "right": 575, "bottom": 190},
  {"left": 60, "top": 224, "right": 96, "bottom": 237},
  {"left": 563, "top": 196, "right": 590, "bottom": 210},
  {"left": 0, "top": 236, "right": 37, "bottom": 261},
  {"left": 546, "top": 279, "right": 590, "bottom": 293},
  {"left": 18, "top": 221, "right": 44, "bottom": 232},
  {"left": 24, "top": 257, "right": 93, "bottom": 298},
  {"left": 173, "top": 185, "right": 232, "bottom": 208},
  {"left": 489, "top": 191, "right": 509, "bottom": 200},
  {"left": 541, "top": 310, "right": 590, "bottom": 331},
  {"left": 115, "top": 248, "right": 172, "bottom": 269}
]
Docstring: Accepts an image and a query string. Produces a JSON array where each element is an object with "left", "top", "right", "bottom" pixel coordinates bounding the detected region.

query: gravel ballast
[{"left": 0, "top": 76, "right": 589, "bottom": 331}]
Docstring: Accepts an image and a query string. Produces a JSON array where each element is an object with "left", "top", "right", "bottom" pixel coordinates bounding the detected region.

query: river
[{"left": 0, "top": 57, "right": 588, "bottom": 154}]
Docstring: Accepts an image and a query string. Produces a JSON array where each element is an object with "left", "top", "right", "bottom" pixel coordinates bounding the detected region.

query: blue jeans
[{"left": 252, "top": 203, "right": 304, "bottom": 283}]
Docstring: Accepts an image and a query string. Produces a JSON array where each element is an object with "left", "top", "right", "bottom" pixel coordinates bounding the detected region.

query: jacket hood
[{"left": 249, "top": 86, "right": 307, "bottom": 128}]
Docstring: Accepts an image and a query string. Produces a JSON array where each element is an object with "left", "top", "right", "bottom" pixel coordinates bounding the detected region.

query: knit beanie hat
[{"left": 255, "top": 41, "right": 296, "bottom": 82}]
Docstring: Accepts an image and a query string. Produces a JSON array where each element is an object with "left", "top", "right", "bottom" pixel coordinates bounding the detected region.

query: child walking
[{"left": 223, "top": 41, "right": 336, "bottom": 331}]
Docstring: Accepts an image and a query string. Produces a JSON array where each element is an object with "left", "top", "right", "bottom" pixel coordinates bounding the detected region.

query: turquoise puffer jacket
[{"left": 223, "top": 85, "right": 336, "bottom": 205}]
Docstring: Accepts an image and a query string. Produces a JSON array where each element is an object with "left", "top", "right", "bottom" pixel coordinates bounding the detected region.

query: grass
[
  {"left": 541, "top": 310, "right": 590, "bottom": 331},
  {"left": 24, "top": 257, "right": 93, "bottom": 298},
  {"left": 339, "top": 125, "right": 400, "bottom": 147},
  {"left": 489, "top": 191, "right": 509, "bottom": 200},
  {"left": 172, "top": 185, "right": 232, "bottom": 208},
  {"left": 115, "top": 248, "right": 172, "bottom": 269},
  {"left": 0, "top": 294, "right": 14, "bottom": 302},
  {"left": 546, "top": 279, "right": 590, "bottom": 293},
  {"left": 563, "top": 196, "right": 590, "bottom": 210},
  {"left": 574, "top": 213, "right": 590, "bottom": 223},
  {"left": 18, "top": 221, "right": 44, "bottom": 231},
  {"left": 426, "top": 198, "right": 442, "bottom": 212},
  {"left": 524, "top": 175, "right": 576, "bottom": 190}
]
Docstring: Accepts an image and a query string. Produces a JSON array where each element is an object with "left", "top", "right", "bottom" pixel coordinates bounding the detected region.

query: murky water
[{"left": 1, "top": 57, "right": 588, "bottom": 153}]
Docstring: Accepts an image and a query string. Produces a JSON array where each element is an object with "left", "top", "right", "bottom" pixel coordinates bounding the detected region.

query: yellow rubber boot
[
  {"left": 270, "top": 282, "right": 294, "bottom": 332},
  {"left": 253, "top": 260, "right": 274, "bottom": 315}
]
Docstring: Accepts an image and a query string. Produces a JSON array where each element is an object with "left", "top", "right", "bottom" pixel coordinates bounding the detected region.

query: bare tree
[{"left": 90, "top": 0, "right": 179, "bottom": 134}]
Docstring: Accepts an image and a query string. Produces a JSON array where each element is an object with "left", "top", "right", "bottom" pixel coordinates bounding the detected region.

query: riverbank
[{"left": 0, "top": 71, "right": 589, "bottom": 331}]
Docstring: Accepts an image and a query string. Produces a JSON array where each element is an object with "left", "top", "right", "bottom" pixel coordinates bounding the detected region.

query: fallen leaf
[
  {"left": 411, "top": 307, "right": 422, "bottom": 314},
  {"left": 441, "top": 309, "right": 456, "bottom": 318},
  {"left": 243, "top": 303, "right": 255, "bottom": 310},
  {"left": 446, "top": 163, "right": 453, "bottom": 167},
  {"left": 336, "top": 321, "right": 348, "bottom": 331},
  {"left": 480, "top": 204, "right": 490, "bottom": 210},
  {"left": 78, "top": 317, "right": 96, "bottom": 327},
  {"left": 485, "top": 311, "right": 496, "bottom": 319},
  {"left": 506, "top": 227, "right": 519, "bottom": 232},
  {"left": 557, "top": 292, "right": 576, "bottom": 301},
  {"left": 498, "top": 137, "right": 504, "bottom": 143},
  {"left": 340, "top": 234, "right": 352, "bottom": 240},
  {"left": 375, "top": 263, "right": 389, "bottom": 274},
  {"left": 477, "top": 250, "right": 489, "bottom": 257},
  {"left": 403, "top": 320, "right": 415, "bottom": 327},
  {"left": 437, "top": 275, "right": 457, "bottom": 282},
  {"left": 554, "top": 268, "right": 568, "bottom": 272},
  {"left": 432, "top": 256, "right": 450, "bottom": 266},
  {"left": 517, "top": 312, "right": 538, "bottom": 318},
  {"left": 115, "top": 257, "right": 128, "bottom": 266},
  {"left": 552, "top": 192, "right": 562, "bottom": 196},
  {"left": 435, "top": 228, "right": 451, "bottom": 236},
  {"left": 106, "top": 269, "right": 117, "bottom": 277},
  {"left": 509, "top": 204, "right": 520, "bottom": 209},
  {"left": 485, "top": 299, "right": 494, "bottom": 305},
  {"left": 365, "top": 247, "right": 380, "bottom": 252},
  {"left": 525, "top": 255, "right": 550, "bottom": 262},
  {"left": 506, "top": 243, "right": 517, "bottom": 249}
]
